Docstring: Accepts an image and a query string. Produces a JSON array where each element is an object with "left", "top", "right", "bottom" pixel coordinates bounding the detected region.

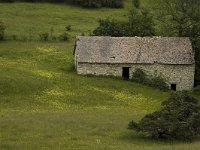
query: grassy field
[
  {"left": 0, "top": 2, "right": 130, "bottom": 40},
  {"left": 0, "top": 1, "right": 200, "bottom": 150}
]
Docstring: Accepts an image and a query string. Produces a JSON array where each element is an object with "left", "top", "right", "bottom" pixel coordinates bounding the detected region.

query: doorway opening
[
  {"left": 122, "top": 67, "right": 130, "bottom": 80},
  {"left": 171, "top": 84, "right": 176, "bottom": 91}
]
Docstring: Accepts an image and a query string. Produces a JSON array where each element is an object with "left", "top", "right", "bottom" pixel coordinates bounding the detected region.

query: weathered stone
[{"left": 77, "top": 63, "right": 194, "bottom": 91}]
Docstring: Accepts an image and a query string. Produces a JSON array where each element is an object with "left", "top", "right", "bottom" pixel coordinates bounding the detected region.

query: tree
[
  {"left": 93, "top": 8, "right": 155, "bottom": 37},
  {"left": 93, "top": 18, "right": 128, "bottom": 37},
  {"left": 158, "top": 0, "right": 200, "bottom": 37},
  {"left": 128, "top": 8, "right": 155, "bottom": 36},
  {"left": 128, "top": 92, "right": 200, "bottom": 140},
  {"left": 157, "top": 0, "right": 200, "bottom": 85}
]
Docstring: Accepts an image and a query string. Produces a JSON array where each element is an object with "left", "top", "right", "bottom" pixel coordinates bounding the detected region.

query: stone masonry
[
  {"left": 77, "top": 63, "right": 195, "bottom": 91},
  {"left": 74, "top": 36, "right": 195, "bottom": 91}
]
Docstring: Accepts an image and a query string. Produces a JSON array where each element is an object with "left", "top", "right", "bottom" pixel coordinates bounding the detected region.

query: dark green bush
[
  {"left": 0, "top": 20, "right": 6, "bottom": 41},
  {"left": 58, "top": 32, "right": 69, "bottom": 41},
  {"left": 132, "top": 0, "right": 140, "bottom": 8},
  {"left": 39, "top": 32, "right": 49, "bottom": 41},
  {"left": 193, "top": 85, "right": 200, "bottom": 95},
  {"left": 93, "top": 8, "right": 155, "bottom": 37},
  {"left": 132, "top": 68, "right": 146, "bottom": 84},
  {"left": 132, "top": 68, "right": 168, "bottom": 91},
  {"left": 146, "top": 76, "right": 169, "bottom": 91},
  {"left": 65, "top": 25, "right": 71, "bottom": 31},
  {"left": 93, "top": 18, "right": 128, "bottom": 37},
  {"left": 12, "top": 34, "right": 17, "bottom": 40},
  {"left": 0, "top": 0, "right": 124, "bottom": 8},
  {"left": 128, "top": 92, "right": 200, "bottom": 140},
  {"left": 66, "top": 0, "right": 124, "bottom": 8}
]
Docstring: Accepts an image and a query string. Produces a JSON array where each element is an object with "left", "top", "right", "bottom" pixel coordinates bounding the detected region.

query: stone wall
[{"left": 77, "top": 63, "right": 195, "bottom": 91}]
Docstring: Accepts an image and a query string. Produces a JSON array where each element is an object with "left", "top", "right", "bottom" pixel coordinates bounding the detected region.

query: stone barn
[{"left": 74, "top": 36, "right": 195, "bottom": 91}]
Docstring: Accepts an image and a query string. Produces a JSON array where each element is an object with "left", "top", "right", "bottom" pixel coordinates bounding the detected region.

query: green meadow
[{"left": 0, "top": 1, "right": 200, "bottom": 150}]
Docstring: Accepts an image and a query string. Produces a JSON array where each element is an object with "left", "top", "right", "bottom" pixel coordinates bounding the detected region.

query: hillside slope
[{"left": 0, "top": 2, "right": 199, "bottom": 150}]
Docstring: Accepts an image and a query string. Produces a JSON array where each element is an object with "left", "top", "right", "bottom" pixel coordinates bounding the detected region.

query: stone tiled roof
[{"left": 75, "top": 36, "right": 194, "bottom": 64}]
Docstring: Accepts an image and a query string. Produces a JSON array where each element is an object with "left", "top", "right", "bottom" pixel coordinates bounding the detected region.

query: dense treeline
[{"left": 0, "top": 0, "right": 124, "bottom": 8}]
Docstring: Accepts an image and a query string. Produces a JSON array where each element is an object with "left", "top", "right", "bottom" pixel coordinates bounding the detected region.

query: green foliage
[
  {"left": 158, "top": 0, "right": 200, "bottom": 37},
  {"left": 132, "top": 68, "right": 168, "bottom": 91},
  {"left": 147, "top": 76, "right": 169, "bottom": 91},
  {"left": 39, "top": 32, "right": 49, "bottom": 41},
  {"left": 0, "top": 0, "right": 124, "bottom": 8},
  {"left": 157, "top": 0, "right": 200, "bottom": 85},
  {"left": 58, "top": 32, "right": 69, "bottom": 41},
  {"left": 65, "top": 25, "right": 71, "bottom": 31},
  {"left": 0, "top": 20, "right": 6, "bottom": 40},
  {"left": 132, "top": 68, "right": 146, "bottom": 84},
  {"left": 194, "top": 38, "right": 200, "bottom": 85},
  {"left": 128, "top": 8, "right": 155, "bottom": 36},
  {"left": 132, "top": 0, "right": 140, "bottom": 8},
  {"left": 93, "top": 18, "right": 128, "bottom": 37},
  {"left": 193, "top": 85, "right": 200, "bottom": 95},
  {"left": 93, "top": 8, "right": 155, "bottom": 37},
  {"left": 129, "top": 92, "right": 200, "bottom": 140}
]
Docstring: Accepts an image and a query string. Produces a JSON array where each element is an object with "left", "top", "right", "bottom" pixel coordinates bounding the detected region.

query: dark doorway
[
  {"left": 171, "top": 84, "right": 176, "bottom": 91},
  {"left": 122, "top": 67, "right": 130, "bottom": 80}
]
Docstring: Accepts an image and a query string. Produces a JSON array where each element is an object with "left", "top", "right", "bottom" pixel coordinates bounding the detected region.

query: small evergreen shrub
[
  {"left": 65, "top": 25, "right": 71, "bottom": 31},
  {"left": 132, "top": 68, "right": 146, "bottom": 84},
  {"left": 81, "top": 32, "right": 85, "bottom": 36},
  {"left": 132, "top": 0, "right": 140, "bottom": 8},
  {"left": 193, "top": 85, "right": 200, "bottom": 95},
  {"left": 50, "top": 27, "right": 54, "bottom": 40},
  {"left": 0, "top": 20, "right": 6, "bottom": 41},
  {"left": 128, "top": 92, "right": 200, "bottom": 140},
  {"left": 132, "top": 68, "right": 168, "bottom": 91},
  {"left": 12, "top": 34, "right": 17, "bottom": 40},
  {"left": 39, "top": 32, "right": 49, "bottom": 41},
  {"left": 58, "top": 32, "right": 69, "bottom": 41},
  {"left": 146, "top": 76, "right": 168, "bottom": 91}
]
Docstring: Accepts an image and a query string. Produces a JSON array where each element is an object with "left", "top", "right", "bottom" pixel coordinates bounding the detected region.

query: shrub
[
  {"left": 132, "top": 68, "right": 146, "bottom": 83},
  {"left": 65, "top": 25, "right": 71, "bottom": 31},
  {"left": 146, "top": 76, "right": 169, "bottom": 91},
  {"left": 128, "top": 92, "right": 200, "bottom": 140},
  {"left": 39, "top": 32, "right": 49, "bottom": 41},
  {"left": 50, "top": 27, "right": 54, "bottom": 40},
  {"left": 12, "top": 34, "right": 17, "bottom": 40},
  {"left": 132, "top": 0, "right": 140, "bottom": 8},
  {"left": 193, "top": 85, "right": 200, "bottom": 95},
  {"left": 58, "top": 32, "right": 69, "bottom": 41},
  {"left": 132, "top": 68, "right": 168, "bottom": 91},
  {"left": 0, "top": 20, "right": 6, "bottom": 41}
]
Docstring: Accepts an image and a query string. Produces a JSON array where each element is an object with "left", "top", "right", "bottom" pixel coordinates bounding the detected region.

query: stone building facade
[{"left": 74, "top": 36, "right": 195, "bottom": 91}]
